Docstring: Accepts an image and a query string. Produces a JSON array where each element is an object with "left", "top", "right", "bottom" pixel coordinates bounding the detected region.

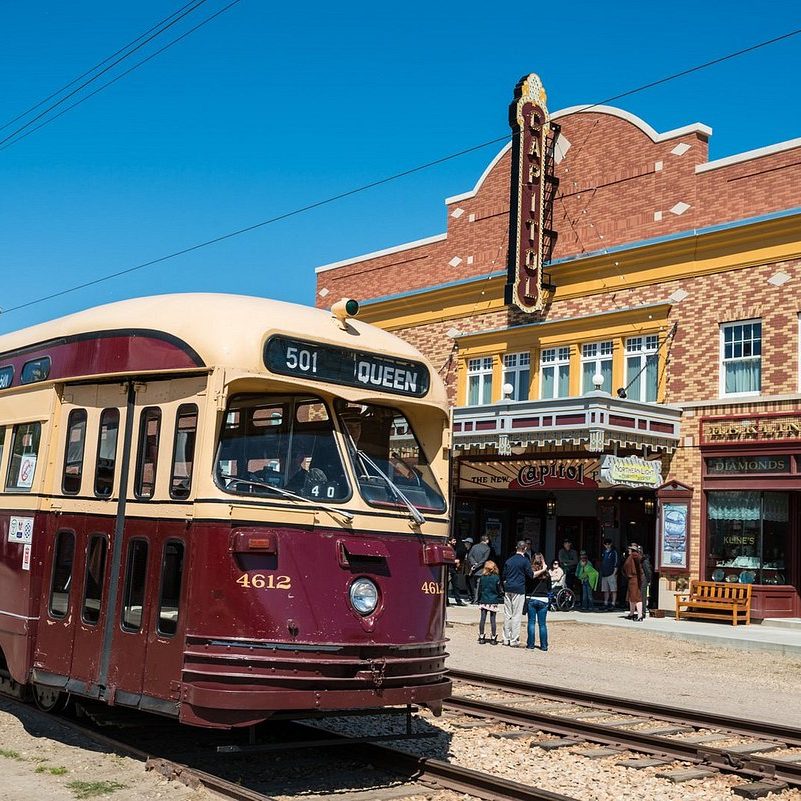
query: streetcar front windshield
[
  {"left": 336, "top": 401, "right": 445, "bottom": 513},
  {"left": 215, "top": 394, "right": 349, "bottom": 502}
]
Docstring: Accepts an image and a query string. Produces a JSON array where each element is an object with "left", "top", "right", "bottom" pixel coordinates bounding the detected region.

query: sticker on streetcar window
[
  {"left": 8, "top": 516, "right": 34, "bottom": 544},
  {"left": 17, "top": 455, "right": 37, "bottom": 489},
  {"left": 264, "top": 336, "right": 430, "bottom": 398}
]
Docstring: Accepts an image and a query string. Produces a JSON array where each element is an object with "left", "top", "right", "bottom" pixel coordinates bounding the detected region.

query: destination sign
[{"left": 264, "top": 336, "right": 430, "bottom": 398}]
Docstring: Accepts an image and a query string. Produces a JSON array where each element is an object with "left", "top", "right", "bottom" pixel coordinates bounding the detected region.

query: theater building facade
[{"left": 314, "top": 76, "right": 801, "bottom": 618}]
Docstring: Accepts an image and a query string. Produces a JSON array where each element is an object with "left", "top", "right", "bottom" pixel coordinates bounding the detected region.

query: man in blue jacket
[
  {"left": 600, "top": 537, "right": 619, "bottom": 610},
  {"left": 501, "top": 540, "right": 534, "bottom": 646}
]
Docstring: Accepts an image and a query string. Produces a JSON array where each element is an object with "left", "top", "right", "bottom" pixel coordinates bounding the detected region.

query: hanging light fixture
[
  {"left": 643, "top": 497, "right": 655, "bottom": 515},
  {"left": 545, "top": 493, "right": 557, "bottom": 517}
]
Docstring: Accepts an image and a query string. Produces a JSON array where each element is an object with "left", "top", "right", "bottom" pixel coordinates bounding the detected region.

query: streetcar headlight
[{"left": 349, "top": 578, "right": 379, "bottom": 615}]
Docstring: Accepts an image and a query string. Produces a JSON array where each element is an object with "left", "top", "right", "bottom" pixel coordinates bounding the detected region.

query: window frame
[
  {"left": 48, "top": 529, "right": 76, "bottom": 620},
  {"left": 81, "top": 533, "right": 108, "bottom": 626},
  {"left": 156, "top": 539, "right": 185, "bottom": 638},
  {"left": 5, "top": 421, "right": 42, "bottom": 493},
  {"left": 625, "top": 335, "right": 660, "bottom": 402},
  {"left": 62, "top": 408, "right": 88, "bottom": 495},
  {"left": 20, "top": 356, "right": 51, "bottom": 385},
  {"left": 540, "top": 346, "right": 571, "bottom": 400},
  {"left": 121, "top": 538, "right": 149, "bottom": 633},
  {"left": 502, "top": 351, "right": 531, "bottom": 401},
  {"left": 466, "top": 356, "right": 494, "bottom": 406},
  {"left": 94, "top": 408, "right": 120, "bottom": 498},
  {"left": 134, "top": 406, "right": 162, "bottom": 500},
  {"left": 719, "top": 319, "right": 762, "bottom": 398},
  {"left": 581, "top": 340, "right": 614, "bottom": 394},
  {"left": 169, "top": 404, "right": 198, "bottom": 500}
]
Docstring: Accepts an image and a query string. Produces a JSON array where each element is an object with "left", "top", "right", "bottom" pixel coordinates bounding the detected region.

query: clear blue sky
[{"left": 1, "top": 1, "right": 800, "bottom": 335}]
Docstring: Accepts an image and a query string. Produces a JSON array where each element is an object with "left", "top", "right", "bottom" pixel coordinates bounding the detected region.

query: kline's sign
[{"left": 504, "top": 73, "right": 559, "bottom": 314}]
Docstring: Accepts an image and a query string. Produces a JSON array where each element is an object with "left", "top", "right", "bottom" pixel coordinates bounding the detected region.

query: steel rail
[
  {"left": 445, "top": 685, "right": 801, "bottom": 788},
  {"left": 449, "top": 668, "right": 801, "bottom": 747},
  {"left": 289, "top": 722, "right": 582, "bottom": 801}
]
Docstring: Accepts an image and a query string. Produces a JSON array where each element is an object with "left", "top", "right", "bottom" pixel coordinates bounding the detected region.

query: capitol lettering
[{"left": 518, "top": 462, "right": 585, "bottom": 487}]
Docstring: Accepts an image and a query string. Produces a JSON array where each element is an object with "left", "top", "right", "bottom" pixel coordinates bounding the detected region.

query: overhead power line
[
  {"left": 3, "top": 24, "right": 801, "bottom": 316},
  {"left": 0, "top": 0, "right": 242, "bottom": 153},
  {"left": 0, "top": 0, "right": 211, "bottom": 150},
  {"left": 0, "top": 1, "right": 202, "bottom": 135}
]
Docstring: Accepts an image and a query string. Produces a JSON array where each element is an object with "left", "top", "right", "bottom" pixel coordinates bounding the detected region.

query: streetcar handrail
[{"left": 217, "top": 473, "right": 354, "bottom": 523}]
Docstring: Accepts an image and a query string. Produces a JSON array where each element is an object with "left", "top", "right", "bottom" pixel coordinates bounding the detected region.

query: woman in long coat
[{"left": 622, "top": 545, "right": 645, "bottom": 621}]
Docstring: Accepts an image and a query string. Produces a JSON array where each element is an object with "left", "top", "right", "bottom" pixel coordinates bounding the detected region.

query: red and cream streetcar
[{"left": 0, "top": 293, "right": 452, "bottom": 728}]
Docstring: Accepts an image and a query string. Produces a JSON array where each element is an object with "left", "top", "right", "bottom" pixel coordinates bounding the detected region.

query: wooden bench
[{"left": 675, "top": 580, "right": 752, "bottom": 626}]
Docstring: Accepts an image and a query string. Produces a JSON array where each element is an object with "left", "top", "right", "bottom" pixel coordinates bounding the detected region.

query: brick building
[{"left": 315, "top": 94, "right": 801, "bottom": 618}]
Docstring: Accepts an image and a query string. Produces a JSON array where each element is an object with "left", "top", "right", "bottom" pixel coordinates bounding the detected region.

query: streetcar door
[
  {"left": 35, "top": 384, "right": 121, "bottom": 689},
  {"left": 67, "top": 385, "right": 120, "bottom": 689}
]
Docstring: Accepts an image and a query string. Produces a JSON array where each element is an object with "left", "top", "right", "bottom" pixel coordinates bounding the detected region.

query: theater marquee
[{"left": 504, "top": 73, "right": 559, "bottom": 314}]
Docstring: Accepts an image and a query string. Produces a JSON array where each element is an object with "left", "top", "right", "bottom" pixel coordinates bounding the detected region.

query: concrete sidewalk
[{"left": 444, "top": 602, "right": 801, "bottom": 657}]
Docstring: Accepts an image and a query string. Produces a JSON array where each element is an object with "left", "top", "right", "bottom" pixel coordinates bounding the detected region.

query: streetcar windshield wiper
[
  {"left": 218, "top": 473, "right": 354, "bottom": 523},
  {"left": 353, "top": 449, "right": 426, "bottom": 526}
]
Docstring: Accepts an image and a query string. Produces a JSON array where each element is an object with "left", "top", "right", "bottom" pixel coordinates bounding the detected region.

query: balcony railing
[{"left": 452, "top": 391, "right": 682, "bottom": 453}]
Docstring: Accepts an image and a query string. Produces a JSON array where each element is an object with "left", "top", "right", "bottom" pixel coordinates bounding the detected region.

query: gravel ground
[
  {"left": 0, "top": 698, "right": 209, "bottom": 801},
  {"left": 446, "top": 618, "right": 801, "bottom": 726}
]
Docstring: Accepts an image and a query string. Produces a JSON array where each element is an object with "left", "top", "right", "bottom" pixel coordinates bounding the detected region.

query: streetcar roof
[{"left": 0, "top": 293, "right": 447, "bottom": 407}]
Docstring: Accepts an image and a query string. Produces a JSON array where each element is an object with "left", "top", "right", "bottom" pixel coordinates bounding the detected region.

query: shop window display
[{"left": 706, "top": 491, "right": 787, "bottom": 585}]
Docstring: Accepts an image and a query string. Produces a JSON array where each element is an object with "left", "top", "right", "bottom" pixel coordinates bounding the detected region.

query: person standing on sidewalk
[
  {"left": 622, "top": 543, "right": 645, "bottom": 620},
  {"left": 501, "top": 540, "right": 533, "bottom": 647},
  {"left": 446, "top": 536, "right": 466, "bottom": 606},
  {"left": 526, "top": 553, "right": 551, "bottom": 652},
  {"left": 575, "top": 551, "right": 599, "bottom": 611},
  {"left": 466, "top": 535, "right": 491, "bottom": 603},
  {"left": 600, "top": 538, "right": 619, "bottom": 610},
  {"left": 476, "top": 561, "right": 503, "bottom": 644}
]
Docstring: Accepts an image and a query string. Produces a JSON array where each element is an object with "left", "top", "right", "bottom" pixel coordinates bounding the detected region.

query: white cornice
[
  {"left": 444, "top": 105, "right": 713, "bottom": 205},
  {"left": 696, "top": 135, "right": 801, "bottom": 174},
  {"left": 314, "top": 233, "right": 446, "bottom": 274}
]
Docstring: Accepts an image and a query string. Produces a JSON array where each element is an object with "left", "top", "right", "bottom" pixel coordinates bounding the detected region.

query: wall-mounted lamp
[
  {"left": 643, "top": 497, "right": 655, "bottom": 515},
  {"left": 545, "top": 493, "right": 557, "bottom": 517}
]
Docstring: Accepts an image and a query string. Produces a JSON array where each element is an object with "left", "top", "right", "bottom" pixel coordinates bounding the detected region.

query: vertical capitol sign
[{"left": 504, "top": 73, "right": 559, "bottom": 313}]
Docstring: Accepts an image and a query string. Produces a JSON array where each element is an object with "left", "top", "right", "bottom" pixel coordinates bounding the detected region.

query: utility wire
[
  {"left": 0, "top": 0, "right": 210, "bottom": 149},
  {"left": 3, "top": 25, "right": 801, "bottom": 315},
  {"left": 1, "top": 135, "right": 506, "bottom": 313},
  {"left": 1, "top": 0, "right": 242, "bottom": 153},
  {"left": 0, "top": 1, "right": 202, "bottom": 135}
]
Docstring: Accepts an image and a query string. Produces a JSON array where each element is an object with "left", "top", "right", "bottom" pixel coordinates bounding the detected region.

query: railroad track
[
  {"left": 448, "top": 668, "right": 801, "bottom": 796},
  {"left": 0, "top": 693, "right": 580, "bottom": 801}
]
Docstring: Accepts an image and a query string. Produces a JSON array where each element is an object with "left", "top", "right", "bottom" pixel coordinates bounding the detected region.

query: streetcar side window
[
  {"left": 134, "top": 407, "right": 162, "bottom": 499},
  {"left": 95, "top": 409, "right": 120, "bottom": 498},
  {"left": 62, "top": 409, "right": 88, "bottom": 495},
  {"left": 157, "top": 540, "right": 185, "bottom": 637},
  {"left": 121, "top": 539, "right": 148, "bottom": 632},
  {"left": 5, "top": 422, "right": 42, "bottom": 492},
  {"left": 49, "top": 530, "right": 75, "bottom": 619},
  {"left": 81, "top": 535, "right": 108, "bottom": 625},
  {"left": 170, "top": 405, "right": 198, "bottom": 500}
]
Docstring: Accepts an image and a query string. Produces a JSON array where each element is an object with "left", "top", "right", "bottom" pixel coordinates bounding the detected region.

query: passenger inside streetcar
[
  {"left": 215, "top": 394, "right": 348, "bottom": 501},
  {"left": 336, "top": 401, "right": 445, "bottom": 513}
]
